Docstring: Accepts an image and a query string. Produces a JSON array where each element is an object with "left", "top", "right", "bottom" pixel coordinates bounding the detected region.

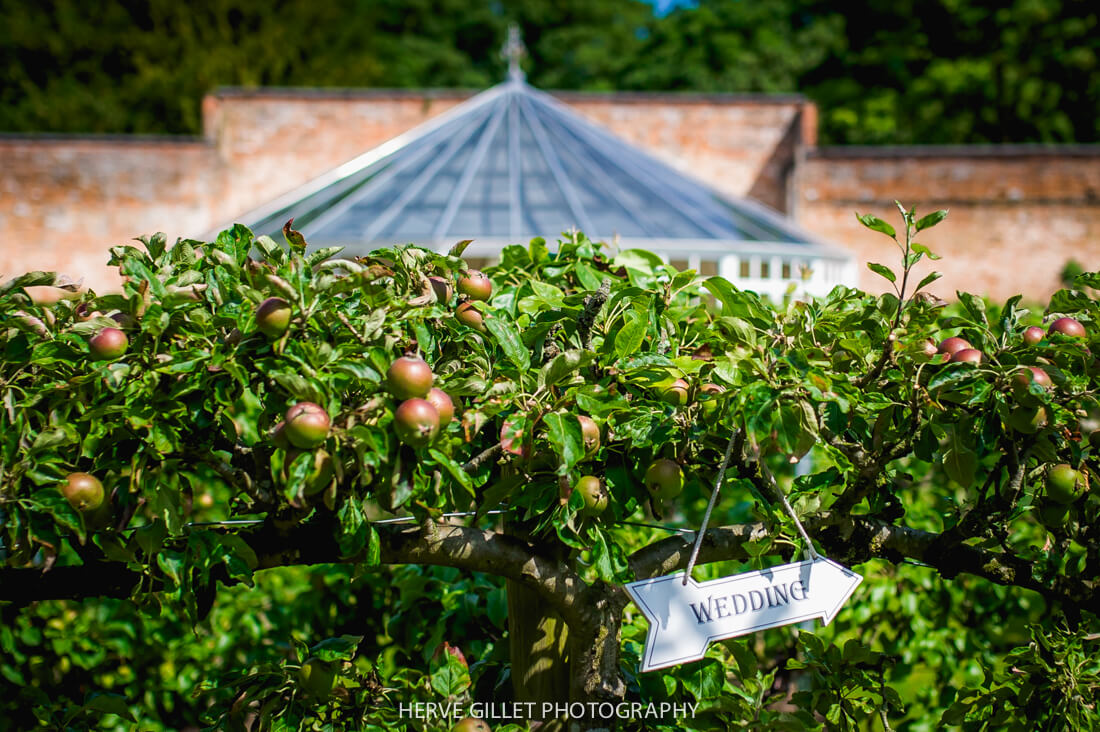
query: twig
[
  {"left": 577, "top": 278, "right": 611, "bottom": 350},
  {"left": 463, "top": 443, "right": 503, "bottom": 473},
  {"left": 335, "top": 311, "right": 370, "bottom": 346}
]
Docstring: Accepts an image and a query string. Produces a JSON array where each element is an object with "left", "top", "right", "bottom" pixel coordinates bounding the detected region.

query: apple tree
[{"left": 1, "top": 209, "right": 1098, "bottom": 730}]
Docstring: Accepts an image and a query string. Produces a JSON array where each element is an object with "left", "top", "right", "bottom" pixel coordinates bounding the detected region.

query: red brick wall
[
  {"left": 0, "top": 136, "right": 222, "bottom": 291},
  {"left": 2, "top": 87, "right": 1098, "bottom": 303},
  {"left": 796, "top": 147, "right": 1100, "bottom": 302},
  {"left": 0, "top": 89, "right": 811, "bottom": 291}
]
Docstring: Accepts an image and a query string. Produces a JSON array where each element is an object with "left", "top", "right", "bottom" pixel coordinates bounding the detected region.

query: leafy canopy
[{"left": 1, "top": 210, "right": 1099, "bottom": 728}]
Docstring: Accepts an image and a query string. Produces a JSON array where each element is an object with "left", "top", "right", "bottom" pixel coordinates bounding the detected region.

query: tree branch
[{"left": 0, "top": 521, "right": 590, "bottom": 627}]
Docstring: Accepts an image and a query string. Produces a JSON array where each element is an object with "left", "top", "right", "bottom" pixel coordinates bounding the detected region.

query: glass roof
[{"left": 239, "top": 77, "right": 822, "bottom": 251}]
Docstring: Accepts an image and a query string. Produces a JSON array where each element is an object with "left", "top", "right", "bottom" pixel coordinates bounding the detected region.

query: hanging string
[
  {"left": 755, "top": 446, "right": 821, "bottom": 561},
  {"left": 682, "top": 428, "right": 822, "bottom": 585},
  {"left": 682, "top": 428, "right": 740, "bottom": 585}
]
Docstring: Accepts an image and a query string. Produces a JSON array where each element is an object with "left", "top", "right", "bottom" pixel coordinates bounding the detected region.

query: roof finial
[{"left": 502, "top": 23, "right": 526, "bottom": 82}]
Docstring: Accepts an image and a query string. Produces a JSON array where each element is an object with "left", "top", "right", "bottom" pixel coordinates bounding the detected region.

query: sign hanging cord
[
  {"left": 755, "top": 447, "right": 822, "bottom": 562},
  {"left": 682, "top": 428, "right": 739, "bottom": 585},
  {"left": 682, "top": 428, "right": 821, "bottom": 586}
]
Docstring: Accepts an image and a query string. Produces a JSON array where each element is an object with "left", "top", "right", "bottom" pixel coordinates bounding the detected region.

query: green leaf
[
  {"left": 336, "top": 500, "right": 369, "bottom": 558},
  {"left": 309, "top": 635, "right": 362, "bottom": 663},
  {"left": 430, "top": 646, "right": 471, "bottom": 697},
  {"left": 528, "top": 237, "right": 549, "bottom": 264},
  {"left": 544, "top": 412, "right": 583, "bottom": 474},
  {"left": 588, "top": 528, "right": 631, "bottom": 583},
  {"left": 306, "top": 246, "right": 344, "bottom": 266},
  {"left": 855, "top": 213, "right": 896, "bottom": 238},
  {"left": 681, "top": 659, "right": 725, "bottom": 702},
  {"left": 271, "top": 373, "right": 326, "bottom": 404},
  {"left": 1073, "top": 272, "right": 1100, "bottom": 289},
  {"left": 482, "top": 310, "right": 530, "bottom": 371},
  {"left": 81, "top": 692, "right": 136, "bottom": 722},
  {"left": 429, "top": 449, "right": 474, "bottom": 497},
  {"left": 943, "top": 427, "right": 977, "bottom": 487},
  {"left": 282, "top": 220, "right": 307, "bottom": 251},
  {"left": 911, "top": 242, "right": 941, "bottom": 260},
  {"left": 915, "top": 209, "right": 948, "bottom": 232},
  {"left": 614, "top": 313, "right": 647, "bottom": 359},
  {"left": 914, "top": 271, "right": 943, "bottom": 293},
  {"left": 366, "top": 523, "right": 381, "bottom": 566},
  {"left": 956, "top": 291, "right": 988, "bottom": 326},
  {"left": 1, "top": 271, "right": 61, "bottom": 294},
  {"left": 539, "top": 349, "right": 595, "bottom": 388},
  {"left": 866, "top": 262, "right": 896, "bottom": 284},
  {"left": 448, "top": 239, "right": 473, "bottom": 257}
]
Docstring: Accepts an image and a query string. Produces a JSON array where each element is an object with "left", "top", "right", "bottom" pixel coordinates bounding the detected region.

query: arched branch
[{"left": 0, "top": 520, "right": 590, "bottom": 628}]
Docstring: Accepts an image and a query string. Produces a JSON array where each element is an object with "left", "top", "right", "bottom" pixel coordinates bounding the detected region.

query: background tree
[
  {"left": 1, "top": 209, "right": 1098, "bottom": 729},
  {"left": 2, "top": 0, "right": 1096, "bottom": 144}
]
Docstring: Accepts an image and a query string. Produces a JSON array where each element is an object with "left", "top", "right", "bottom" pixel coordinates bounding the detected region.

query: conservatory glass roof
[{"left": 237, "top": 77, "right": 826, "bottom": 252}]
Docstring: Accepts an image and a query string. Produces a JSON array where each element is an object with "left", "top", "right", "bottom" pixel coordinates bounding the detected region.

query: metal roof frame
[{"left": 219, "top": 76, "right": 845, "bottom": 262}]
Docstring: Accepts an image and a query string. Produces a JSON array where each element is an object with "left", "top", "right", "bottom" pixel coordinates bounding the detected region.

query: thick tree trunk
[
  {"left": 506, "top": 579, "right": 571, "bottom": 728},
  {"left": 565, "top": 583, "right": 628, "bottom": 732},
  {"left": 506, "top": 573, "right": 629, "bottom": 732}
]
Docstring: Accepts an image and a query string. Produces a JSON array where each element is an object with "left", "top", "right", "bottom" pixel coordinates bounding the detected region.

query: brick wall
[
  {"left": 0, "top": 136, "right": 222, "bottom": 291},
  {"left": 1, "top": 88, "right": 810, "bottom": 291},
  {"left": 2, "top": 86, "right": 1098, "bottom": 302},
  {"left": 796, "top": 146, "right": 1100, "bottom": 301}
]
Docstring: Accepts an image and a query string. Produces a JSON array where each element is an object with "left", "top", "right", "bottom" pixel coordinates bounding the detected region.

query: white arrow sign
[{"left": 625, "top": 557, "right": 862, "bottom": 672}]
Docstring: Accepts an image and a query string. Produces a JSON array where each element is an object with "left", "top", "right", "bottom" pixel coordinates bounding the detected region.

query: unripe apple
[
  {"left": 578, "top": 415, "right": 600, "bottom": 457},
  {"left": 1037, "top": 500, "right": 1070, "bottom": 529},
  {"left": 1022, "top": 326, "right": 1045, "bottom": 346},
  {"left": 660, "top": 379, "right": 690, "bottom": 407},
  {"left": 456, "top": 270, "right": 492, "bottom": 301},
  {"left": 1048, "top": 317, "right": 1086, "bottom": 339},
  {"left": 575, "top": 475, "right": 608, "bottom": 516},
  {"left": 699, "top": 383, "right": 725, "bottom": 416},
  {"left": 452, "top": 719, "right": 491, "bottom": 732},
  {"left": 284, "top": 402, "right": 331, "bottom": 449},
  {"left": 425, "top": 388, "right": 455, "bottom": 426},
  {"left": 455, "top": 301, "right": 486, "bottom": 332},
  {"left": 938, "top": 336, "right": 972, "bottom": 356},
  {"left": 255, "top": 297, "right": 292, "bottom": 338},
  {"left": 394, "top": 398, "right": 440, "bottom": 447},
  {"left": 89, "top": 328, "right": 128, "bottom": 360},
  {"left": 950, "top": 348, "right": 982, "bottom": 364},
  {"left": 1046, "top": 464, "right": 1085, "bottom": 504},
  {"left": 644, "top": 459, "right": 684, "bottom": 500},
  {"left": 1012, "top": 366, "right": 1051, "bottom": 405},
  {"left": 1006, "top": 405, "right": 1049, "bottom": 434},
  {"left": 387, "top": 356, "right": 434, "bottom": 400},
  {"left": 61, "top": 472, "right": 105, "bottom": 514}
]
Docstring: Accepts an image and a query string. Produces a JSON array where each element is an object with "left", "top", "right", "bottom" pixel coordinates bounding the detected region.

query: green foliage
[
  {"left": 1, "top": 208, "right": 1099, "bottom": 728},
  {"left": 3, "top": 0, "right": 1097, "bottom": 144}
]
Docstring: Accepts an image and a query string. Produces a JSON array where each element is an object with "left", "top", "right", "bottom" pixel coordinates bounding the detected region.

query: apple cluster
[
  {"left": 429, "top": 268, "right": 493, "bottom": 332},
  {"left": 927, "top": 317, "right": 1097, "bottom": 527},
  {"left": 387, "top": 355, "right": 455, "bottom": 448}
]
